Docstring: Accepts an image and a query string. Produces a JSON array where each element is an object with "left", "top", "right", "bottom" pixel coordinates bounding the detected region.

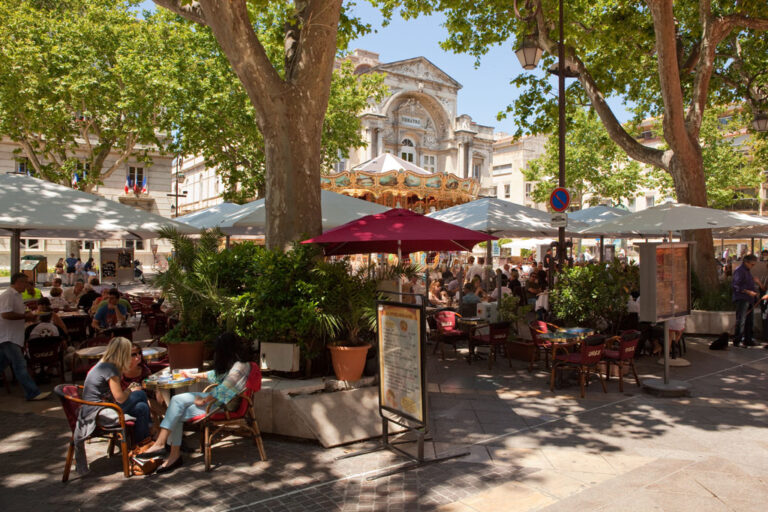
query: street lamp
[
  {"left": 515, "top": 35, "right": 542, "bottom": 70},
  {"left": 752, "top": 111, "right": 768, "bottom": 133}
]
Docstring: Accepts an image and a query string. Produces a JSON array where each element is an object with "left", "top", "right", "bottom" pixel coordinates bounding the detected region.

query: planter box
[
  {"left": 260, "top": 342, "right": 300, "bottom": 372},
  {"left": 686, "top": 310, "right": 736, "bottom": 335},
  {"left": 506, "top": 339, "right": 535, "bottom": 362}
]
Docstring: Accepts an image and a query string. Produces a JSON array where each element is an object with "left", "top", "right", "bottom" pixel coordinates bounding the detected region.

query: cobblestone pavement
[{"left": 2, "top": 336, "right": 768, "bottom": 511}]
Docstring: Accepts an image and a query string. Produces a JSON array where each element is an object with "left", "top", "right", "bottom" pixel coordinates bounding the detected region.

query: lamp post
[
  {"left": 167, "top": 155, "right": 186, "bottom": 217},
  {"left": 753, "top": 111, "right": 768, "bottom": 133},
  {"left": 514, "top": 0, "right": 567, "bottom": 269}
]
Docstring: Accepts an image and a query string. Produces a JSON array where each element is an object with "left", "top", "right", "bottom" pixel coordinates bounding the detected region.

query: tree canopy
[
  {"left": 166, "top": 7, "right": 385, "bottom": 203},
  {"left": 0, "top": 0, "right": 183, "bottom": 191},
  {"left": 383, "top": 0, "right": 768, "bottom": 286}
]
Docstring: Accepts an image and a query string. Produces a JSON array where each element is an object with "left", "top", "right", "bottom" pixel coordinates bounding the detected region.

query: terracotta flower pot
[
  {"left": 327, "top": 344, "right": 371, "bottom": 381},
  {"left": 167, "top": 340, "right": 205, "bottom": 370}
]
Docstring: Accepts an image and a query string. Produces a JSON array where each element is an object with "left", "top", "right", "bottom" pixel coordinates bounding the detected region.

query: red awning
[{"left": 302, "top": 208, "right": 496, "bottom": 255}]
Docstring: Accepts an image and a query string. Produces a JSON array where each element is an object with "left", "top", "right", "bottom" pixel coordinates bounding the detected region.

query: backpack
[{"left": 709, "top": 332, "right": 729, "bottom": 350}]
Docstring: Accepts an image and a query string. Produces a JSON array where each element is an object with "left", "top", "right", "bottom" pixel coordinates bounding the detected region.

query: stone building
[
  {"left": 0, "top": 137, "right": 174, "bottom": 269},
  {"left": 344, "top": 50, "right": 495, "bottom": 191},
  {"left": 488, "top": 133, "right": 548, "bottom": 209}
]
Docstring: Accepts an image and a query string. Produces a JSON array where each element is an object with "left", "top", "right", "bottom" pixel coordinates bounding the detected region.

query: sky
[{"left": 141, "top": 2, "right": 633, "bottom": 135}]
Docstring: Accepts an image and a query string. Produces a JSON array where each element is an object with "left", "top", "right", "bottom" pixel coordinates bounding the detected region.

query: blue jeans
[
  {"left": 0, "top": 342, "right": 41, "bottom": 400},
  {"left": 160, "top": 392, "right": 209, "bottom": 446},
  {"left": 118, "top": 390, "right": 151, "bottom": 442},
  {"left": 734, "top": 299, "right": 754, "bottom": 345}
]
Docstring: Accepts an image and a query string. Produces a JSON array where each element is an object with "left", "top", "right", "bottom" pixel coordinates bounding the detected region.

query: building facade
[
  {"left": 345, "top": 50, "right": 495, "bottom": 192},
  {"left": 0, "top": 137, "right": 175, "bottom": 269},
  {"left": 488, "top": 134, "right": 548, "bottom": 209}
]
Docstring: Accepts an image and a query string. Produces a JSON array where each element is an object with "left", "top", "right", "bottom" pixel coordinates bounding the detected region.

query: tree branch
[
  {"left": 152, "top": 0, "right": 205, "bottom": 25},
  {"left": 530, "top": 0, "right": 666, "bottom": 170},
  {"left": 647, "top": 0, "right": 695, "bottom": 158}
]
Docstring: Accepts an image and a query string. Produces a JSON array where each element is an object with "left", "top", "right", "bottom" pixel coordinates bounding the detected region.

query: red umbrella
[{"left": 302, "top": 208, "right": 496, "bottom": 256}]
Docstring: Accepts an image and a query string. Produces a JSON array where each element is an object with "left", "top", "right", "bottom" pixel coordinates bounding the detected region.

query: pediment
[{"left": 372, "top": 57, "right": 462, "bottom": 90}]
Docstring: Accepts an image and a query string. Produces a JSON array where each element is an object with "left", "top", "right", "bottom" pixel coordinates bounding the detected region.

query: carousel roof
[{"left": 352, "top": 153, "right": 432, "bottom": 175}]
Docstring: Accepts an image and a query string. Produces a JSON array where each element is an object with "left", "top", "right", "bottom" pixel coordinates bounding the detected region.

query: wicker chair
[
  {"left": 185, "top": 362, "right": 267, "bottom": 471},
  {"left": 550, "top": 335, "right": 608, "bottom": 398},
  {"left": 469, "top": 321, "right": 512, "bottom": 369},
  {"left": 54, "top": 384, "right": 134, "bottom": 482},
  {"left": 26, "top": 336, "right": 65, "bottom": 382}
]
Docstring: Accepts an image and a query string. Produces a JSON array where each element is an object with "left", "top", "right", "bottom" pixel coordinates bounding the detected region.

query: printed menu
[
  {"left": 377, "top": 304, "right": 424, "bottom": 423},
  {"left": 655, "top": 246, "right": 690, "bottom": 320}
]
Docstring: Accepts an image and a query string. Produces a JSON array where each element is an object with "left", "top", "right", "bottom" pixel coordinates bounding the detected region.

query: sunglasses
[{"left": 131, "top": 352, "right": 141, "bottom": 358}]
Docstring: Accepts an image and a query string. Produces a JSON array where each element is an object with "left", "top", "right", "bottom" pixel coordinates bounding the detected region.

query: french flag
[
  {"left": 141, "top": 175, "right": 148, "bottom": 194},
  {"left": 124, "top": 175, "right": 131, "bottom": 194},
  {"left": 72, "top": 172, "right": 79, "bottom": 188}
]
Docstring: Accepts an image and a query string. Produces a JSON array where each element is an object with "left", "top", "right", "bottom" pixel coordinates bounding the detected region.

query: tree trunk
[
  {"left": 262, "top": 99, "right": 323, "bottom": 251},
  {"left": 668, "top": 156, "right": 718, "bottom": 289}
]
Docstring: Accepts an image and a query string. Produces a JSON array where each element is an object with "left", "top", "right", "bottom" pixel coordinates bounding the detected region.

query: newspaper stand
[
  {"left": 638, "top": 242, "right": 693, "bottom": 397},
  {"left": 336, "top": 295, "right": 468, "bottom": 479}
]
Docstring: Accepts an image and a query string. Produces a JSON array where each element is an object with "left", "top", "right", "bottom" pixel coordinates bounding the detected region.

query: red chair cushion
[
  {"left": 187, "top": 363, "right": 262, "bottom": 423},
  {"left": 554, "top": 353, "right": 583, "bottom": 364},
  {"left": 604, "top": 349, "right": 620, "bottom": 360},
  {"left": 56, "top": 385, "right": 82, "bottom": 432}
]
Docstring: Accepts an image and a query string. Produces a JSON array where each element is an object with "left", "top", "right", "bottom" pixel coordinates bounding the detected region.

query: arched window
[{"left": 400, "top": 138, "right": 415, "bottom": 162}]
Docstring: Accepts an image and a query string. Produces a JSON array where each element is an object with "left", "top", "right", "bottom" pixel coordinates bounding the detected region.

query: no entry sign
[{"left": 549, "top": 187, "right": 570, "bottom": 212}]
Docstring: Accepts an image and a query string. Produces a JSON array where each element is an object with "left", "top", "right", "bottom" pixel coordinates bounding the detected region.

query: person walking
[
  {"left": 732, "top": 254, "right": 763, "bottom": 347},
  {"left": 0, "top": 273, "right": 51, "bottom": 400}
]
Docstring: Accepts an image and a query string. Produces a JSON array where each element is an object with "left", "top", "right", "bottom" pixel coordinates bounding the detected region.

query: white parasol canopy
[
  {"left": 0, "top": 173, "right": 197, "bottom": 239},
  {"left": 351, "top": 153, "right": 432, "bottom": 175},
  {"left": 176, "top": 202, "right": 242, "bottom": 230},
  {"left": 211, "top": 190, "right": 390, "bottom": 235},
  {"left": 426, "top": 197, "right": 587, "bottom": 237},
  {"left": 567, "top": 205, "right": 628, "bottom": 225},
  {"left": 580, "top": 202, "right": 768, "bottom": 236}
]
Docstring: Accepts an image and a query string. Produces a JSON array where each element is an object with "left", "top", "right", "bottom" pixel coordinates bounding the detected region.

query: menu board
[
  {"left": 100, "top": 248, "right": 135, "bottom": 283},
  {"left": 377, "top": 302, "right": 425, "bottom": 424},
  {"left": 639, "top": 243, "right": 691, "bottom": 322}
]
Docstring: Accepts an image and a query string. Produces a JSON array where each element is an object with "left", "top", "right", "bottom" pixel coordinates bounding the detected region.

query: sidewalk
[{"left": 1, "top": 336, "right": 767, "bottom": 511}]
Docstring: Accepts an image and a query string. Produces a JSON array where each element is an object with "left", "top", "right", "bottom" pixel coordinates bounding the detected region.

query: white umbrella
[
  {"left": 581, "top": 202, "right": 768, "bottom": 236},
  {"left": 176, "top": 202, "right": 242, "bottom": 230},
  {"left": 502, "top": 238, "right": 555, "bottom": 250},
  {"left": 426, "top": 197, "right": 587, "bottom": 237},
  {"left": 213, "top": 190, "right": 390, "bottom": 235},
  {"left": 0, "top": 173, "right": 198, "bottom": 273},
  {"left": 567, "top": 205, "right": 628, "bottom": 225}
]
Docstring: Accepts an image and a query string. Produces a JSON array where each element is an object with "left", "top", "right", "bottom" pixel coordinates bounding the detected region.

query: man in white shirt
[
  {"left": 466, "top": 256, "right": 484, "bottom": 284},
  {"left": 0, "top": 273, "right": 51, "bottom": 400},
  {"left": 62, "top": 279, "right": 86, "bottom": 307}
]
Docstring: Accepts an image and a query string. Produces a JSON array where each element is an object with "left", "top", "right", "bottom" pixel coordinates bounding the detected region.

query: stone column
[{"left": 457, "top": 142, "right": 465, "bottom": 178}]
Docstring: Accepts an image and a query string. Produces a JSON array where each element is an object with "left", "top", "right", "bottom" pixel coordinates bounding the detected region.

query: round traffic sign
[{"left": 549, "top": 187, "right": 570, "bottom": 212}]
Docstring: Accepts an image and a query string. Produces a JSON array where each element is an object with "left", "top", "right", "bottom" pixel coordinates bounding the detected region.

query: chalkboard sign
[
  {"left": 377, "top": 301, "right": 426, "bottom": 425},
  {"left": 118, "top": 251, "right": 132, "bottom": 269},
  {"left": 102, "top": 260, "right": 117, "bottom": 278}
]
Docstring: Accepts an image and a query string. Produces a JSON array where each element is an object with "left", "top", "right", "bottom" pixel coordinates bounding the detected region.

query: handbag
[{"left": 130, "top": 456, "right": 162, "bottom": 476}]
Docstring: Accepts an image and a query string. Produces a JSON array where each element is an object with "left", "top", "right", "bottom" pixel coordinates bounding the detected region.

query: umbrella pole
[
  {"left": 663, "top": 320, "right": 670, "bottom": 385},
  {"left": 485, "top": 237, "right": 493, "bottom": 290},
  {"left": 10, "top": 228, "right": 21, "bottom": 276},
  {"left": 398, "top": 241, "right": 403, "bottom": 301},
  {"left": 599, "top": 236, "right": 604, "bottom": 263},
  {"left": 225, "top": 235, "right": 231, "bottom": 250},
  {"left": 751, "top": 237, "right": 755, "bottom": 255}
]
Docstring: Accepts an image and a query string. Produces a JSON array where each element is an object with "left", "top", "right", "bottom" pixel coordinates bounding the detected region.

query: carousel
[{"left": 321, "top": 154, "right": 479, "bottom": 213}]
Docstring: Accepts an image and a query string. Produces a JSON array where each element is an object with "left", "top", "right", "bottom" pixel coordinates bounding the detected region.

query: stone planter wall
[{"left": 685, "top": 309, "right": 761, "bottom": 336}]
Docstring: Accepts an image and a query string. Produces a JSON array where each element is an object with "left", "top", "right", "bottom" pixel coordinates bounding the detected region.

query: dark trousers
[
  {"left": 734, "top": 299, "right": 754, "bottom": 345},
  {"left": 118, "top": 389, "right": 151, "bottom": 442}
]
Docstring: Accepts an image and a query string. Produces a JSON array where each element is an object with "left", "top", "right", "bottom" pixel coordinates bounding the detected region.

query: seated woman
[
  {"left": 428, "top": 280, "right": 447, "bottom": 307},
  {"left": 121, "top": 343, "right": 152, "bottom": 389},
  {"left": 77, "top": 337, "right": 151, "bottom": 453},
  {"left": 470, "top": 275, "right": 486, "bottom": 300},
  {"left": 137, "top": 333, "right": 251, "bottom": 474}
]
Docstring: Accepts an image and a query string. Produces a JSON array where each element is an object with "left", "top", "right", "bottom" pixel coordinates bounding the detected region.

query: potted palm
[
  {"left": 312, "top": 260, "right": 379, "bottom": 381},
  {"left": 153, "top": 228, "right": 223, "bottom": 369}
]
